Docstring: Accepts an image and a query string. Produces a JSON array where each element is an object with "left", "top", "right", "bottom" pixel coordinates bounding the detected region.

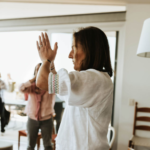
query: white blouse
[{"left": 48, "top": 68, "right": 113, "bottom": 150}]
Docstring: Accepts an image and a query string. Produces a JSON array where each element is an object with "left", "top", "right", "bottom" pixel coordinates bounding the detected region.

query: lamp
[{"left": 137, "top": 18, "right": 150, "bottom": 57}]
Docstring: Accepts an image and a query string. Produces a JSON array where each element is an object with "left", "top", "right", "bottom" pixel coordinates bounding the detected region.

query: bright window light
[
  {"left": 51, "top": 33, "right": 73, "bottom": 73},
  {"left": 0, "top": 31, "right": 43, "bottom": 84}
]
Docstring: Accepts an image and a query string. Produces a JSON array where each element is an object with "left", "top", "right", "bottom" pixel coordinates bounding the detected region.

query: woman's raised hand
[{"left": 36, "top": 32, "right": 58, "bottom": 62}]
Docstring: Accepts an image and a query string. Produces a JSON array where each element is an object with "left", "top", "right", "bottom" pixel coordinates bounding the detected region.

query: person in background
[
  {"left": 54, "top": 96, "right": 64, "bottom": 133},
  {"left": 36, "top": 27, "right": 113, "bottom": 150},
  {"left": 0, "top": 73, "right": 6, "bottom": 98},
  {"left": 19, "top": 63, "right": 55, "bottom": 150},
  {"left": 0, "top": 73, "right": 10, "bottom": 136},
  {"left": 7, "top": 73, "right": 16, "bottom": 92}
]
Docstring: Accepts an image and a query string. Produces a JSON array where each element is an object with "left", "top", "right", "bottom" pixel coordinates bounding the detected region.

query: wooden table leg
[
  {"left": 37, "top": 137, "right": 40, "bottom": 150},
  {"left": 18, "top": 132, "right": 20, "bottom": 150}
]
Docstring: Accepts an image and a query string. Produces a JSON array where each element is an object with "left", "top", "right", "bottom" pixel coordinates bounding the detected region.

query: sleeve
[
  {"left": 48, "top": 69, "right": 70, "bottom": 101},
  {"left": 48, "top": 68, "right": 100, "bottom": 108},
  {"left": 19, "top": 81, "right": 32, "bottom": 93}
]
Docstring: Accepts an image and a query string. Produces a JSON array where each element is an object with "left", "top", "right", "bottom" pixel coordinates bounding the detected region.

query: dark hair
[
  {"left": 34, "top": 63, "right": 42, "bottom": 75},
  {"left": 73, "top": 26, "right": 113, "bottom": 77}
]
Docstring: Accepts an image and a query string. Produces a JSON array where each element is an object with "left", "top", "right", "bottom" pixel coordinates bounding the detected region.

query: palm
[{"left": 37, "top": 32, "right": 58, "bottom": 62}]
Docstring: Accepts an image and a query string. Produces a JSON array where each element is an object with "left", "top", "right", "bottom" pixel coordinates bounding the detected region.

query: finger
[
  {"left": 53, "top": 42, "right": 58, "bottom": 53},
  {"left": 36, "top": 41, "right": 40, "bottom": 51},
  {"left": 39, "top": 36, "right": 42, "bottom": 46},
  {"left": 41, "top": 32, "right": 46, "bottom": 46},
  {"left": 46, "top": 41, "right": 49, "bottom": 50},
  {"left": 45, "top": 33, "right": 51, "bottom": 49},
  {"left": 45, "top": 33, "right": 48, "bottom": 46}
]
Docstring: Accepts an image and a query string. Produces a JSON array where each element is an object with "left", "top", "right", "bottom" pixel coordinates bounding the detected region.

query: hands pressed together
[
  {"left": 35, "top": 32, "right": 58, "bottom": 91},
  {"left": 36, "top": 32, "right": 58, "bottom": 62}
]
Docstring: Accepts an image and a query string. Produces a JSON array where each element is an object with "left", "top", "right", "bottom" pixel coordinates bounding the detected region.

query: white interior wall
[
  {"left": 0, "top": 2, "right": 126, "bottom": 19},
  {"left": 117, "top": 4, "right": 150, "bottom": 150}
]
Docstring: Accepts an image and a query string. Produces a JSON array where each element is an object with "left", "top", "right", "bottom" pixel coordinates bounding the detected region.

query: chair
[
  {"left": 108, "top": 126, "right": 116, "bottom": 150},
  {"left": 128, "top": 102, "right": 150, "bottom": 149},
  {"left": 18, "top": 130, "right": 41, "bottom": 150}
]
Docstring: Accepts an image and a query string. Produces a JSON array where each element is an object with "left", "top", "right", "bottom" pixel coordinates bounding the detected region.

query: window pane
[
  {"left": 0, "top": 31, "right": 43, "bottom": 83},
  {"left": 51, "top": 33, "right": 73, "bottom": 72}
]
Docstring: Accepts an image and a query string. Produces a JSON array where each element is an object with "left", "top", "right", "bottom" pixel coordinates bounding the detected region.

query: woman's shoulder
[
  {"left": 57, "top": 68, "right": 113, "bottom": 86},
  {"left": 87, "top": 69, "right": 113, "bottom": 87},
  {"left": 69, "top": 69, "right": 111, "bottom": 79}
]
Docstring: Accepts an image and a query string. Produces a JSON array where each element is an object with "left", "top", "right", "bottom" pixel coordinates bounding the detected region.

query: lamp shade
[{"left": 137, "top": 18, "right": 150, "bottom": 57}]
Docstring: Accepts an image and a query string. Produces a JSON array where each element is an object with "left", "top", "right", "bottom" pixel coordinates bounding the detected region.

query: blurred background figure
[
  {"left": 0, "top": 73, "right": 10, "bottom": 135},
  {"left": 54, "top": 96, "right": 64, "bottom": 133},
  {"left": 7, "top": 73, "right": 16, "bottom": 93},
  {"left": 19, "top": 63, "right": 55, "bottom": 150}
]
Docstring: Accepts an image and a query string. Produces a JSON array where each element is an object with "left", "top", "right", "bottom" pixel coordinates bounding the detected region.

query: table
[
  {"left": 0, "top": 141, "right": 13, "bottom": 150},
  {"left": 5, "top": 99, "right": 27, "bottom": 106},
  {"left": 4, "top": 99, "right": 27, "bottom": 111}
]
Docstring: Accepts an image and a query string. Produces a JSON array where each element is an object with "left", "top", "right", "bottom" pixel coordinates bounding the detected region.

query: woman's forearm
[{"left": 36, "top": 61, "right": 50, "bottom": 91}]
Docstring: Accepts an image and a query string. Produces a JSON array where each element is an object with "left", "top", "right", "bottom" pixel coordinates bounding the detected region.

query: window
[{"left": 0, "top": 31, "right": 43, "bottom": 84}]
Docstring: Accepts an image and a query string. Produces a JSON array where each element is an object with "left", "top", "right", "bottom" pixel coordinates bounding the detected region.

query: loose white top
[{"left": 48, "top": 69, "right": 113, "bottom": 150}]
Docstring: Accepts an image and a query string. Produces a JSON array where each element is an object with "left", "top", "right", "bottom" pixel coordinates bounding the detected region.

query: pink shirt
[{"left": 19, "top": 81, "right": 55, "bottom": 121}]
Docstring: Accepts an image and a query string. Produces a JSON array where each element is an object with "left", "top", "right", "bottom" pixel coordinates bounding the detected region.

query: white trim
[
  {"left": 0, "top": 0, "right": 127, "bottom": 6},
  {"left": 0, "top": 21, "right": 125, "bottom": 32},
  {"left": 111, "top": 23, "right": 126, "bottom": 150},
  {"left": 2, "top": 0, "right": 150, "bottom": 5},
  {"left": 0, "top": 12, "right": 125, "bottom": 31}
]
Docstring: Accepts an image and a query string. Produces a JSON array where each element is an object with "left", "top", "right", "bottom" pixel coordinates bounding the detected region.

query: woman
[
  {"left": 36, "top": 27, "right": 113, "bottom": 150},
  {"left": 19, "top": 63, "right": 55, "bottom": 150}
]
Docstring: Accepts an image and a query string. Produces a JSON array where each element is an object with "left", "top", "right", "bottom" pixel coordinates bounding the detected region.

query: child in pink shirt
[{"left": 19, "top": 63, "right": 55, "bottom": 150}]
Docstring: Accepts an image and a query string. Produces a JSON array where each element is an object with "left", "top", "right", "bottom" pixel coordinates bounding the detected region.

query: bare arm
[
  {"left": 36, "top": 61, "right": 49, "bottom": 91},
  {"left": 36, "top": 32, "right": 58, "bottom": 91},
  {"left": 19, "top": 85, "right": 31, "bottom": 93},
  {"left": 19, "top": 77, "right": 35, "bottom": 93},
  {"left": 36, "top": 61, "right": 57, "bottom": 91}
]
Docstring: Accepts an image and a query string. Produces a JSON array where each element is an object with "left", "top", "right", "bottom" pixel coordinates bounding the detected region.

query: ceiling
[
  {"left": 1, "top": 0, "right": 150, "bottom": 5},
  {"left": 0, "top": 2, "right": 126, "bottom": 20}
]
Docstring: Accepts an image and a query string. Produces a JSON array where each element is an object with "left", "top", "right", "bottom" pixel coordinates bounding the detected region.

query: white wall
[
  {"left": 0, "top": 2, "right": 126, "bottom": 20},
  {"left": 117, "top": 4, "right": 150, "bottom": 150}
]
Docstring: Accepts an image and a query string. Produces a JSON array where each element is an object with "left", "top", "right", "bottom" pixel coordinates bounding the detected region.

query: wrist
[
  {"left": 50, "top": 67, "right": 55, "bottom": 71},
  {"left": 43, "top": 59, "right": 51, "bottom": 64},
  {"left": 43, "top": 60, "right": 51, "bottom": 71},
  {"left": 51, "top": 69, "right": 57, "bottom": 74},
  {"left": 41, "top": 59, "right": 51, "bottom": 63},
  {"left": 47, "top": 59, "right": 51, "bottom": 63}
]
